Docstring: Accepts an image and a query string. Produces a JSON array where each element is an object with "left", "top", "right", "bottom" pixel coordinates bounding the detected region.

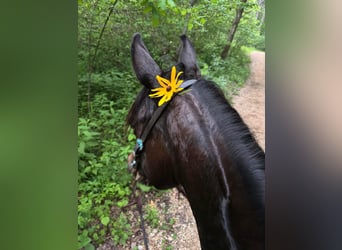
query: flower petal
[
  {"left": 150, "top": 87, "right": 164, "bottom": 92},
  {"left": 175, "top": 71, "right": 183, "bottom": 83},
  {"left": 149, "top": 92, "right": 163, "bottom": 98},
  {"left": 156, "top": 75, "right": 170, "bottom": 88},
  {"left": 174, "top": 87, "right": 184, "bottom": 93},
  {"left": 158, "top": 94, "right": 168, "bottom": 106},
  {"left": 149, "top": 88, "right": 166, "bottom": 98},
  {"left": 164, "top": 92, "right": 173, "bottom": 103},
  {"left": 175, "top": 79, "right": 184, "bottom": 88},
  {"left": 149, "top": 66, "right": 186, "bottom": 105},
  {"left": 170, "top": 66, "right": 176, "bottom": 85}
]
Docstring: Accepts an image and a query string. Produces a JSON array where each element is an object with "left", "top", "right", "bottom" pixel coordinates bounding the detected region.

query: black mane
[{"left": 192, "top": 79, "right": 265, "bottom": 208}]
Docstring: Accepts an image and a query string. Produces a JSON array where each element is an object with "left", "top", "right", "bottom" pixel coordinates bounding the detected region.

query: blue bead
[{"left": 136, "top": 138, "right": 143, "bottom": 151}]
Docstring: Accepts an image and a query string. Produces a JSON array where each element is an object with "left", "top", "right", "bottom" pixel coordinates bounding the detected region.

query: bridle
[{"left": 129, "top": 79, "right": 198, "bottom": 170}]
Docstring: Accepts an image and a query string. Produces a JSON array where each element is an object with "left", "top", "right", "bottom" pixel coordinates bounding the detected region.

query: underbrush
[
  {"left": 200, "top": 46, "right": 251, "bottom": 102},
  {"left": 78, "top": 94, "right": 136, "bottom": 249}
]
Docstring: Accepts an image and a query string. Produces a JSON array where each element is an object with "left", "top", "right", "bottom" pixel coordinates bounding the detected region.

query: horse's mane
[{"left": 192, "top": 79, "right": 265, "bottom": 206}]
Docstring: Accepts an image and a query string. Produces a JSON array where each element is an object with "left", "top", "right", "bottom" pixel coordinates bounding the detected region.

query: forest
[{"left": 78, "top": 0, "right": 265, "bottom": 249}]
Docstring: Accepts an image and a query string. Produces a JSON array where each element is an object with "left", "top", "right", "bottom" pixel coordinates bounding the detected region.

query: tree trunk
[
  {"left": 93, "top": 0, "right": 119, "bottom": 63},
  {"left": 256, "top": 0, "right": 265, "bottom": 32},
  {"left": 87, "top": 0, "right": 118, "bottom": 114},
  {"left": 256, "top": 0, "right": 264, "bottom": 20},
  {"left": 220, "top": 0, "right": 247, "bottom": 60},
  {"left": 86, "top": 0, "right": 99, "bottom": 114},
  {"left": 258, "top": 6, "right": 265, "bottom": 32},
  {"left": 182, "top": 0, "right": 199, "bottom": 35}
]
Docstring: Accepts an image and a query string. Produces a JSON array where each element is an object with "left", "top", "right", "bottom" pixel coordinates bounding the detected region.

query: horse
[{"left": 126, "top": 33, "right": 265, "bottom": 250}]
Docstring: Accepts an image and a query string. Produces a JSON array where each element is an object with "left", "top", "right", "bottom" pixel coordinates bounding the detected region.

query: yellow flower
[{"left": 149, "top": 66, "right": 184, "bottom": 106}]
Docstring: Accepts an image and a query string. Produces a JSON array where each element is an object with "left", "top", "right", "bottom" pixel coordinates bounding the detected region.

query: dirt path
[
  {"left": 99, "top": 51, "right": 265, "bottom": 250},
  {"left": 232, "top": 51, "right": 265, "bottom": 150}
]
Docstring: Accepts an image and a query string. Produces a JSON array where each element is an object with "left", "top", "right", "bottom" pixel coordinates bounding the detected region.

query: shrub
[{"left": 78, "top": 92, "right": 136, "bottom": 248}]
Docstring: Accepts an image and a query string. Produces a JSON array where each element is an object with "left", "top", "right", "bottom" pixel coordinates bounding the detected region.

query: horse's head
[{"left": 126, "top": 33, "right": 200, "bottom": 189}]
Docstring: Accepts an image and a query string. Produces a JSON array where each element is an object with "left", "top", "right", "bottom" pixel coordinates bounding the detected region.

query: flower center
[{"left": 166, "top": 86, "right": 172, "bottom": 92}]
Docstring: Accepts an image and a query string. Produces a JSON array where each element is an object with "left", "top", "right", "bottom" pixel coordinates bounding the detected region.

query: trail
[{"left": 232, "top": 51, "right": 265, "bottom": 150}]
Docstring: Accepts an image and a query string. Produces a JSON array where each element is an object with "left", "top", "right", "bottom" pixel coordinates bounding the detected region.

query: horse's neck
[
  {"left": 170, "top": 85, "right": 264, "bottom": 249},
  {"left": 184, "top": 164, "right": 264, "bottom": 249},
  {"left": 179, "top": 139, "right": 264, "bottom": 250},
  {"left": 188, "top": 194, "right": 238, "bottom": 250}
]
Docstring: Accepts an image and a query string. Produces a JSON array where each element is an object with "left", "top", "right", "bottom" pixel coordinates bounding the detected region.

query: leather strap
[{"left": 180, "top": 79, "right": 197, "bottom": 89}]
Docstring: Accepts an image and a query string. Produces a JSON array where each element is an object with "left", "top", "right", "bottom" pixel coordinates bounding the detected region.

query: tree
[
  {"left": 182, "top": 0, "right": 199, "bottom": 35},
  {"left": 257, "top": 0, "right": 265, "bottom": 33},
  {"left": 220, "top": 0, "right": 248, "bottom": 59}
]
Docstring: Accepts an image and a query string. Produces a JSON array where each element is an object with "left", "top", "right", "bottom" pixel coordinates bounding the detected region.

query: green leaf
[
  {"left": 78, "top": 141, "right": 85, "bottom": 154},
  {"left": 128, "top": 133, "right": 136, "bottom": 142},
  {"left": 78, "top": 232, "right": 91, "bottom": 248},
  {"left": 143, "top": 5, "right": 152, "bottom": 13},
  {"left": 137, "top": 183, "right": 152, "bottom": 192},
  {"left": 167, "top": 0, "right": 176, "bottom": 8},
  {"left": 158, "top": 0, "right": 167, "bottom": 10},
  {"left": 101, "top": 216, "right": 110, "bottom": 226},
  {"left": 200, "top": 17, "right": 206, "bottom": 25},
  {"left": 117, "top": 199, "right": 128, "bottom": 207},
  {"left": 188, "top": 22, "right": 194, "bottom": 31},
  {"left": 85, "top": 244, "right": 95, "bottom": 250},
  {"left": 152, "top": 7, "right": 159, "bottom": 26}
]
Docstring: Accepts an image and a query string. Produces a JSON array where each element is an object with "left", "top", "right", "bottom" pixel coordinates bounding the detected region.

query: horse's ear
[
  {"left": 178, "top": 35, "right": 201, "bottom": 79},
  {"left": 131, "top": 33, "right": 161, "bottom": 89}
]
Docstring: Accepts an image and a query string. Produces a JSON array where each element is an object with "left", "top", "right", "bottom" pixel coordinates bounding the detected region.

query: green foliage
[
  {"left": 78, "top": 230, "right": 94, "bottom": 250},
  {"left": 78, "top": 93, "right": 136, "bottom": 247},
  {"left": 145, "top": 204, "right": 160, "bottom": 229},
  {"left": 200, "top": 45, "right": 251, "bottom": 101},
  {"left": 162, "top": 239, "right": 174, "bottom": 250},
  {"left": 160, "top": 217, "right": 176, "bottom": 231},
  {"left": 254, "top": 34, "right": 265, "bottom": 51},
  {"left": 111, "top": 212, "right": 132, "bottom": 245},
  {"left": 78, "top": 0, "right": 264, "bottom": 248},
  {"left": 78, "top": 69, "right": 139, "bottom": 117},
  {"left": 137, "top": 182, "right": 153, "bottom": 193}
]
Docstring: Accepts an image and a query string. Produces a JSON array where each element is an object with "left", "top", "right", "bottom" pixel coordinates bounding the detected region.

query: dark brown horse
[{"left": 127, "top": 33, "right": 265, "bottom": 250}]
